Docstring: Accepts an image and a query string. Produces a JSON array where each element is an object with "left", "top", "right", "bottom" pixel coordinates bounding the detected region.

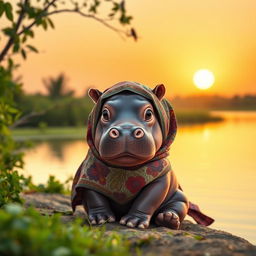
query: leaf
[
  {"left": 119, "top": 14, "right": 132, "bottom": 25},
  {"left": 130, "top": 28, "right": 137, "bottom": 41},
  {"left": 112, "top": 2, "right": 119, "bottom": 12},
  {"left": 26, "top": 45, "right": 38, "bottom": 53},
  {"left": 22, "top": 35, "right": 27, "bottom": 43},
  {"left": 47, "top": 18, "right": 55, "bottom": 29},
  {"left": 13, "top": 42, "right": 20, "bottom": 53},
  {"left": 41, "top": 19, "right": 48, "bottom": 30},
  {"left": 2, "top": 27, "right": 15, "bottom": 37},
  {"left": 4, "top": 2, "right": 13, "bottom": 21},
  {"left": 0, "top": 1, "right": 4, "bottom": 17},
  {"left": 21, "top": 49, "right": 27, "bottom": 59},
  {"left": 120, "top": 0, "right": 125, "bottom": 12},
  {"left": 8, "top": 58, "right": 13, "bottom": 68},
  {"left": 24, "top": 29, "right": 34, "bottom": 38}
]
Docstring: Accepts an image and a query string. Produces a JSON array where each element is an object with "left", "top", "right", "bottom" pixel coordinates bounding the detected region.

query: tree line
[
  {"left": 15, "top": 73, "right": 94, "bottom": 127},
  {"left": 16, "top": 74, "right": 256, "bottom": 128}
]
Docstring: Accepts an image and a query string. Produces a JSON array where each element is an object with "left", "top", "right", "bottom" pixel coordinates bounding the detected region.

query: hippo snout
[{"left": 108, "top": 126, "right": 145, "bottom": 139}]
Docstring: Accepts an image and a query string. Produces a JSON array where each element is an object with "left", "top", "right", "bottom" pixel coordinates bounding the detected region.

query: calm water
[{"left": 22, "top": 111, "right": 256, "bottom": 244}]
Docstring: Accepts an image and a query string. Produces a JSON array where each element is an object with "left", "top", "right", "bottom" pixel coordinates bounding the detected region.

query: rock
[{"left": 23, "top": 193, "right": 256, "bottom": 256}]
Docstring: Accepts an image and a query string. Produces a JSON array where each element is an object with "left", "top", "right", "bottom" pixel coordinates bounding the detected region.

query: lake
[{"left": 21, "top": 111, "right": 256, "bottom": 244}]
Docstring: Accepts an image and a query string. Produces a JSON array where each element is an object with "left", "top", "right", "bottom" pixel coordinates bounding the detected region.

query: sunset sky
[{"left": 16, "top": 0, "right": 256, "bottom": 97}]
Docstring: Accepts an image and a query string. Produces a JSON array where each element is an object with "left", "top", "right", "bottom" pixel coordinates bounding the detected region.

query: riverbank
[{"left": 23, "top": 193, "right": 256, "bottom": 256}]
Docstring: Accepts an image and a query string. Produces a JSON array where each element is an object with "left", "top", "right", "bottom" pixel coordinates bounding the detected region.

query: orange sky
[{"left": 15, "top": 0, "right": 256, "bottom": 97}]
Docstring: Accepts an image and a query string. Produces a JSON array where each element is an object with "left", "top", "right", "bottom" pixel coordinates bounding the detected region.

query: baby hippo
[{"left": 71, "top": 81, "right": 214, "bottom": 229}]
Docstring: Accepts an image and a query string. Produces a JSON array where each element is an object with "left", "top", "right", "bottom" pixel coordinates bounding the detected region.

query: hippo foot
[
  {"left": 88, "top": 206, "right": 116, "bottom": 225},
  {"left": 155, "top": 211, "right": 180, "bottom": 229},
  {"left": 120, "top": 211, "right": 151, "bottom": 229}
]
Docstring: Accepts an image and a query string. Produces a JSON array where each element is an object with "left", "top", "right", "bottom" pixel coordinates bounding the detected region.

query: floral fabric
[{"left": 72, "top": 150, "right": 171, "bottom": 205}]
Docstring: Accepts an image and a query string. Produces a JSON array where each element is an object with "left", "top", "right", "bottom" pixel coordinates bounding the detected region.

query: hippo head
[{"left": 87, "top": 82, "right": 176, "bottom": 168}]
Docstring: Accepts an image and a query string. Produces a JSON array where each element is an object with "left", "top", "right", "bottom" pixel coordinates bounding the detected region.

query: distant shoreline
[{"left": 12, "top": 111, "right": 224, "bottom": 141}]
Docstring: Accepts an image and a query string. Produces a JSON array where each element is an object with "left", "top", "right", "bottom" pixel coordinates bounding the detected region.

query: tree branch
[
  {"left": 0, "top": 0, "right": 134, "bottom": 63},
  {"left": 10, "top": 111, "right": 46, "bottom": 129},
  {"left": 18, "top": 7, "right": 129, "bottom": 39},
  {"left": 17, "top": 0, "right": 58, "bottom": 36},
  {"left": 0, "top": 0, "right": 29, "bottom": 62},
  {"left": 47, "top": 9, "right": 128, "bottom": 38}
]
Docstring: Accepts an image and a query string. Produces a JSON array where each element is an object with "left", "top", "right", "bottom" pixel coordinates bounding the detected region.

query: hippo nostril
[
  {"left": 134, "top": 128, "right": 144, "bottom": 139},
  {"left": 109, "top": 128, "right": 120, "bottom": 138}
]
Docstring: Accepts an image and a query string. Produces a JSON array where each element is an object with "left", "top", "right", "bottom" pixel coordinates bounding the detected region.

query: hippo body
[{"left": 72, "top": 82, "right": 213, "bottom": 229}]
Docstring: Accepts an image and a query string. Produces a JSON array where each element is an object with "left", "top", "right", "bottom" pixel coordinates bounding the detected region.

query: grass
[{"left": 12, "top": 111, "right": 223, "bottom": 140}]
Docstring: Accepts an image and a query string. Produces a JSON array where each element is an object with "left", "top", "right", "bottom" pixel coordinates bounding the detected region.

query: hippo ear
[
  {"left": 152, "top": 84, "right": 166, "bottom": 101},
  {"left": 88, "top": 88, "right": 102, "bottom": 103}
]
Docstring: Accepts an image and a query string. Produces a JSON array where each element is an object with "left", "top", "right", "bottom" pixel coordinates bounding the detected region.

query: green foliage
[
  {"left": 16, "top": 90, "right": 94, "bottom": 127},
  {"left": 0, "top": 0, "right": 136, "bottom": 63},
  {"left": 40, "top": 175, "right": 70, "bottom": 193},
  {"left": 176, "top": 110, "right": 223, "bottom": 124},
  {"left": 0, "top": 171, "right": 26, "bottom": 207},
  {"left": 0, "top": 60, "right": 26, "bottom": 207},
  {"left": 0, "top": 1, "right": 13, "bottom": 21},
  {"left": 24, "top": 175, "right": 72, "bottom": 194},
  {"left": 0, "top": 204, "right": 131, "bottom": 256}
]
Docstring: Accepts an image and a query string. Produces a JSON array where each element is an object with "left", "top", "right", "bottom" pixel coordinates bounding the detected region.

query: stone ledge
[{"left": 23, "top": 193, "right": 256, "bottom": 256}]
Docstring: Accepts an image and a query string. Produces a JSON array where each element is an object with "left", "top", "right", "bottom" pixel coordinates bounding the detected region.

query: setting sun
[{"left": 193, "top": 69, "right": 215, "bottom": 90}]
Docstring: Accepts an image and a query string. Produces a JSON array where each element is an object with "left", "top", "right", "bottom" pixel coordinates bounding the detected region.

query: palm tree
[{"left": 43, "top": 73, "right": 74, "bottom": 99}]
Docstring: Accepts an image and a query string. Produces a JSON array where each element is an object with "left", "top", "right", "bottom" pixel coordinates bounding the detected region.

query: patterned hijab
[{"left": 71, "top": 81, "right": 214, "bottom": 226}]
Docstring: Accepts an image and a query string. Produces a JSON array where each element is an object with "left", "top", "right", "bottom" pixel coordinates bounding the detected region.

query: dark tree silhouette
[{"left": 43, "top": 73, "right": 74, "bottom": 99}]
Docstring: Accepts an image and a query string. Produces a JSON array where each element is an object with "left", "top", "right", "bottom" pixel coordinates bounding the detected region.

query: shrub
[
  {"left": 0, "top": 204, "right": 131, "bottom": 256},
  {"left": 0, "top": 61, "right": 27, "bottom": 207},
  {"left": 24, "top": 175, "right": 72, "bottom": 194}
]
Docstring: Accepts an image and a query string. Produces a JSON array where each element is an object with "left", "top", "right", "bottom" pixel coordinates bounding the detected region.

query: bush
[
  {"left": 24, "top": 175, "right": 72, "bottom": 194},
  {"left": 0, "top": 204, "right": 131, "bottom": 256},
  {"left": 0, "top": 61, "right": 27, "bottom": 207}
]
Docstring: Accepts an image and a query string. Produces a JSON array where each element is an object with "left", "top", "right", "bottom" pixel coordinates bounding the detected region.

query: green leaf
[
  {"left": 41, "top": 19, "right": 48, "bottom": 30},
  {"left": 21, "top": 49, "right": 27, "bottom": 59},
  {"left": 0, "top": 1, "right": 5, "bottom": 17},
  {"left": 4, "top": 2, "right": 13, "bottom": 21},
  {"left": 112, "top": 2, "right": 120, "bottom": 12},
  {"left": 47, "top": 18, "right": 55, "bottom": 29},
  {"left": 26, "top": 45, "right": 38, "bottom": 53},
  {"left": 22, "top": 35, "right": 27, "bottom": 43},
  {"left": 119, "top": 14, "right": 132, "bottom": 25},
  {"left": 24, "top": 29, "right": 34, "bottom": 38},
  {"left": 13, "top": 42, "right": 20, "bottom": 53},
  {"left": 2, "top": 27, "right": 15, "bottom": 37}
]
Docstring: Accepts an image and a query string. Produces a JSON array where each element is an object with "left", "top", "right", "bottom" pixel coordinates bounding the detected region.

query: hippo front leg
[
  {"left": 120, "top": 172, "right": 171, "bottom": 229},
  {"left": 82, "top": 189, "right": 115, "bottom": 225}
]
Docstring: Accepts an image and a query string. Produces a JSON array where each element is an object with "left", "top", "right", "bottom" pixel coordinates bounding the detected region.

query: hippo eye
[
  {"left": 101, "top": 108, "right": 110, "bottom": 122},
  {"left": 144, "top": 108, "right": 153, "bottom": 121}
]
